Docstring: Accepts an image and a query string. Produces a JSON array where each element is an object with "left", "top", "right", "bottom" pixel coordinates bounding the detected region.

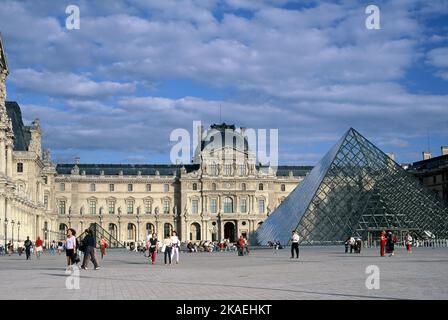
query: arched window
[
  {"left": 164, "top": 223, "right": 173, "bottom": 238},
  {"left": 259, "top": 183, "right": 264, "bottom": 191},
  {"left": 146, "top": 223, "right": 155, "bottom": 235},
  {"left": 212, "top": 183, "right": 217, "bottom": 191},
  {"left": 108, "top": 223, "right": 117, "bottom": 239},
  {"left": 241, "top": 183, "right": 246, "bottom": 191},
  {"left": 127, "top": 223, "right": 136, "bottom": 240},
  {"left": 224, "top": 197, "right": 233, "bottom": 213},
  {"left": 281, "top": 184, "right": 286, "bottom": 192},
  {"left": 192, "top": 183, "right": 197, "bottom": 191},
  {"left": 59, "top": 223, "right": 67, "bottom": 240},
  {"left": 190, "top": 223, "right": 201, "bottom": 241},
  {"left": 90, "top": 183, "right": 96, "bottom": 192}
]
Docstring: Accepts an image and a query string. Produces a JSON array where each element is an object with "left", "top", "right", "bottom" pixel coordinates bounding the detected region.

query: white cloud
[
  {"left": 10, "top": 69, "right": 136, "bottom": 98},
  {"left": 1, "top": 0, "right": 447, "bottom": 164}
]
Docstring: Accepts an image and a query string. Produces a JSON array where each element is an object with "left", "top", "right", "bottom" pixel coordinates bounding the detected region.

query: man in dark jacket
[
  {"left": 24, "top": 236, "right": 33, "bottom": 260},
  {"left": 81, "top": 229, "right": 100, "bottom": 270}
]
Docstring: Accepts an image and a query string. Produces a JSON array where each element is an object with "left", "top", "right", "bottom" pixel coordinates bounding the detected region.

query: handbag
[
  {"left": 73, "top": 252, "right": 81, "bottom": 264},
  {"left": 161, "top": 244, "right": 166, "bottom": 253}
]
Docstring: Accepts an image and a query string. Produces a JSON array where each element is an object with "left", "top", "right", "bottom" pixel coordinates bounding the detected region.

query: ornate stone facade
[
  {"left": 0, "top": 36, "right": 58, "bottom": 248},
  {"left": 54, "top": 125, "right": 311, "bottom": 243}
]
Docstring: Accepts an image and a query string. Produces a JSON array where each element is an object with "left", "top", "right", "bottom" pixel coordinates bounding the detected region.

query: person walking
[
  {"left": 405, "top": 232, "right": 413, "bottom": 254},
  {"left": 50, "top": 240, "right": 56, "bottom": 255},
  {"left": 100, "top": 237, "right": 108, "bottom": 259},
  {"left": 170, "top": 231, "right": 181, "bottom": 264},
  {"left": 35, "top": 237, "right": 43, "bottom": 259},
  {"left": 65, "top": 228, "right": 77, "bottom": 267},
  {"left": 57, "top": 241, "right": 64, "bottom": 255},
  {"left": 386, "top": 230, "right": 395, "bottom": 257},
  {"left": 380, "top": 231, "right": 387, "bottom": 257},
  {"left": 237, "top": 235, "right": 245, "bottom": 256},
  {"left": 243, "top": 236, "right": 250, "bottom": 256},
  {"left": 147, "top": 233, "right": 158, "bottom": 265},
  {"left": 18, "top": 240, "right": 24, "bottom": 256},
  {"left": 290, "top": 230, "right": 300, "bottom": 259},
  {"left": 162, "top": 234, "right": 173, "bottom": 265},
  {"left": 7, "top": 241, "right": 13, "bottom": 256},
  {"left": 24, "top": 237, "right": 33, "bottom": 260},
  {"left": 349, "top": 236, "right": 355, "bottom": 253},
  {"left": 81, "top": 229, "right": 100, "bottom": 270}
]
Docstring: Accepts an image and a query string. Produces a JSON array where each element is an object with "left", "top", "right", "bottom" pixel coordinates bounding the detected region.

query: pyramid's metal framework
[{"left": 256, "top": 128, "right": 448, "bottom": 245}]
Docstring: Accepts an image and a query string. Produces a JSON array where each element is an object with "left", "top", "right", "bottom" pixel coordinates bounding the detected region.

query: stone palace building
[{"left": 0, "top": 36, "right": 311, "bottom": 246}]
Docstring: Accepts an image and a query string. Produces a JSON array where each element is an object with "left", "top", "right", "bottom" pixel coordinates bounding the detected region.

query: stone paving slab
[{"left": 0, "top": 246, "right": 447, "bottom": 300}]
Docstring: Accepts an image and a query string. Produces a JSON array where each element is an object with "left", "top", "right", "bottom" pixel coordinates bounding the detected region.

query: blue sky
[{"left": 0, "top": 0, "right": 447, "bottom": 165}]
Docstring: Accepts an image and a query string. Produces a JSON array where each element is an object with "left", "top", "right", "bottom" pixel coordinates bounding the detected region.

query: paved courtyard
[{"left": 0, "top": 246, "right": 447, "bottom": 300}]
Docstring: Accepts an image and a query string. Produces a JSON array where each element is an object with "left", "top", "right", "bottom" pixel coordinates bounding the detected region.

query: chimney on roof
[
  {"left": 441, "top": 146, "right": 448, "bottom": 156},
  {"left": 74, "top": 156, "right": 80, "bottom": 164},
  {"left": 387, "top": 153, "right": 395, "bottom": 161},
  {"left": 422, "top": 151, "right": 431, "bottom": 160}
]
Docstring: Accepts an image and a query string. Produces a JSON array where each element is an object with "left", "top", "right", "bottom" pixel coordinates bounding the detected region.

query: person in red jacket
[
  {"left": 380, "top": 231, "right": 387, "bottom": 257},
  {"left": 237, "top": 235, "right": 245, "bottom": 256},
  {"left": 35, "top": 237, "right": 43, "bottom": 259}
]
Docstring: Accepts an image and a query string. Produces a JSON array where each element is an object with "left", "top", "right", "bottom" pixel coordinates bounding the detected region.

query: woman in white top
[
  {"left": 170, "top": 231, "right": 181, "bottom": 264},
  {"left": 65, "top": 228, "right": 77, "bottom": 266}
]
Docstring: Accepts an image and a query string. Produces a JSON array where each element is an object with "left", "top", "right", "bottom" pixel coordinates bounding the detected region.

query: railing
[{"left": 76, "top": 223, "right": 124, "bottom": 248}]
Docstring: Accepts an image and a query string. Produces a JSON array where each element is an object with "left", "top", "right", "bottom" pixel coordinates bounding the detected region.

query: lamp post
[
  {"left": 11, "top": 220, "right": 15, "bottom": 250},
  {"left": 4, "top": 218, "right": 8, "bottom": 249},
  {"left": 117, "top": 207, "right": 121, "bottom": 243},
  {"left": 137, "top": 206, "right": 140, "bottom": 243},
  {"left": 68, "top": 207, "right": 72, "bottom": 228},
  {"left": 17, "top": 221, "right": 21, "bottom": 244},
  {"left": 44, "top": 228, "right": 48, "bottom": 248},
  {"left": 99, "top": 207, "right": 103, "bottom": 228}
]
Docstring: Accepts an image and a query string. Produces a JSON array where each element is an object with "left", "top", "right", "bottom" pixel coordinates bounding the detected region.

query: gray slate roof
[
  {"left": 56, "top": 163, "right": 312, "bottom": 176},
  {"left": 6, "top": 101, "right": 31, "bottom": 151},
  {"left": 55, "top": 164, "right": 199, "bottom": 176}
]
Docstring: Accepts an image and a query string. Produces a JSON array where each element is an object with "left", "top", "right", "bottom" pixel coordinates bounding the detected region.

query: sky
[{"left": 0, "top": 0, "right": 447, "bottom": 165}]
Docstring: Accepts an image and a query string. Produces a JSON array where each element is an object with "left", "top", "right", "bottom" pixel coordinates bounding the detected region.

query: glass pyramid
[{"left": 257, "top": 128, "right": 448, "bottom": 245}]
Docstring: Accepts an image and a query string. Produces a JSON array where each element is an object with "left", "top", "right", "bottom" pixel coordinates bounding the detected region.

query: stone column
[
  {"left": 0, "top": 139, "right": 5, "bottom": 174},
  {"left": 6, "top": 144, "right": 12, "bottom": 177},
  {"left": 0, "top": 196, "right": 4, "bottom": 240}
]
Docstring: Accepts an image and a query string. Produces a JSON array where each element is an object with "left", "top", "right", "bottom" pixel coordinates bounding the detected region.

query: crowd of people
[{"left": 0, "top": 227, "right": 428, "bottom": 269}]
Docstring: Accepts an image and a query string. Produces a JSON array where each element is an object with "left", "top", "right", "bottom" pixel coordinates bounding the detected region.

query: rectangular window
[
  {"left": 145, "top": 201, "right": 152, "bottom": 214},
  {"left": 210, "top": 198, "right": 217, "bottom": 214},
  {"left": 146, "top": 184, "right": 151, "bottom": 192},
  {"left": 192, "top": 200, "right": 198, "bottom": 214},
  {"left": 163, "top": 200, "right": 170, "bottom": 214},
  {"left": 90, "top": 183, "right": 96, "bottom": 192},
  {"left": 258, "top": 200, "right": 265, "bottom": 214},
  {"left": 209, "top": 164, "right": 217, "bottom": 176},
  {"left": 109, "top": 184, "right": 114, "bottom": 192},
  {"left": 224, "top": 164, "right": 232, "bottom": 176},
  {"left": 164, "top": 184, "right": 169, "bottom": 193},
  {"left": 240, "top": 199, "right": 247, "bottom": 213},
  {"left": 108, "top": 202, "right": 115, "bottom": 215},
  {"left": 89, "top": 201, "right": 96, "bottom": 215},
  {"left": 44, "top": 195, "right": 49, "bottom": 210},
  {"left": 128, "top": 184, "right": 133, "bottom": 192},
  {"left": 60, "top": 183, "right": 65, "bottom": 192},
  {"left": 127, "top": 201, "right": 134, "bottom": 214},
  {"left": 59, "top": 200, "right": 66, "bottom": 215},
  {"left": 43, "top": 176, "right": 48, "bottom": 184},
  {"left": 239, "top": 165, "right": 246, "bottom": 176},
  {"left": 17, "top": 163, "right": 24, "bottom": 173}
]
